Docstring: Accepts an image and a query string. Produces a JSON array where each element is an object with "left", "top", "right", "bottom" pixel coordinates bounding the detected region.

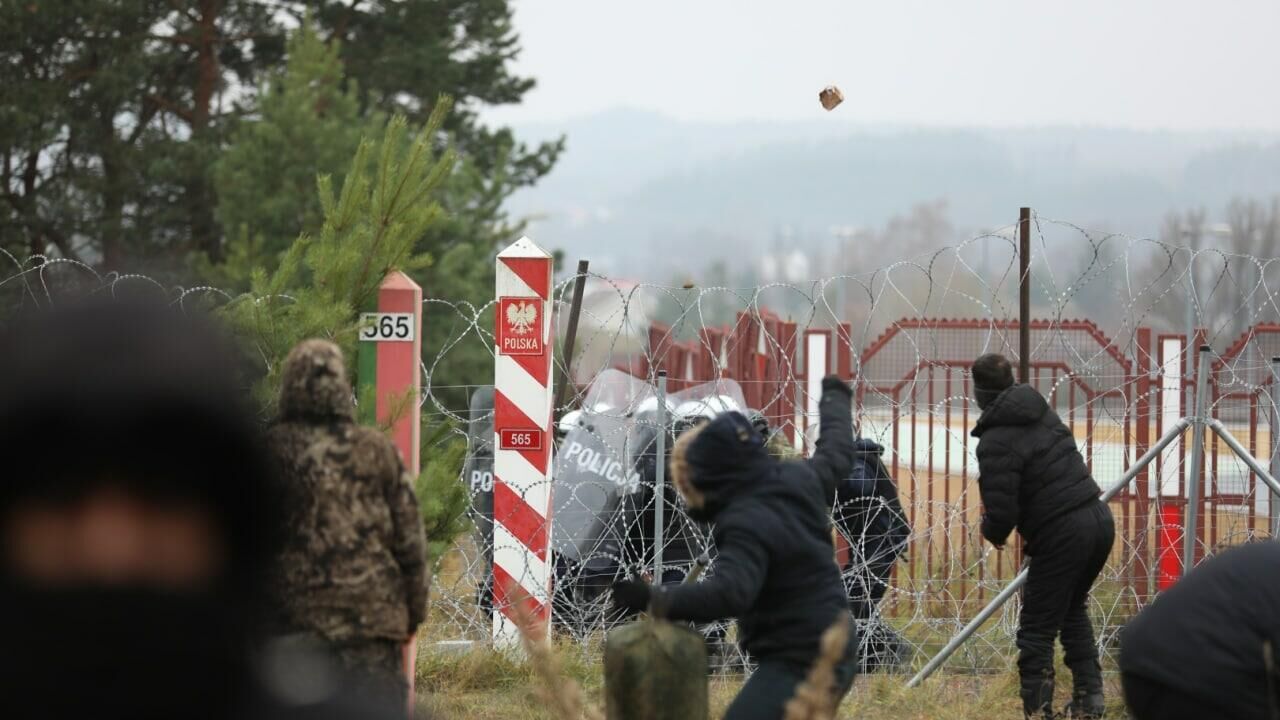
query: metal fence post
[
  {"left": 1272, "top": 357, "right": 1280, "bottom": 539},
  {"left": 655, "top": 371, "right": 668, "bottom": 583},
  {"left": 1018, "top": 207, "right": 1031, "bottom": 385},
  {"left": 1184, "top": 345, "right": 1212, "bottom": 577}
]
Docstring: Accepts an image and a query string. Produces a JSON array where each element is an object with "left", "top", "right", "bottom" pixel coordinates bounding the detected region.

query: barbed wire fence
[{"left": 5, "top": 212, "right": 1280, "bottom": 681}]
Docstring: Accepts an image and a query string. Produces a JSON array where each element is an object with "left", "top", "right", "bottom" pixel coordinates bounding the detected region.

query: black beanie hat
[{"left": 972, "top": 353, "right": 1015, "bottom": 408}]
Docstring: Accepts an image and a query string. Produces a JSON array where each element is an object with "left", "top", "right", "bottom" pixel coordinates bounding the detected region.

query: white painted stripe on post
[
  {"left": 495, "top": 269, "right": 538, "bottom": 300},
  {"left": 496, "top": 354, "right": 550, "bottom": 426},
  {"left": 493, "top": 455, "right": 551, "bottom": 525},
  {"left": 805, "top": 332, "right": 829, "bottom": 456},
  {"left": 494, "top": 524, "right": 550, "bottom": 595},
  {"left": 1160, "top": 337, "right": 1184, "bottom": 497}
]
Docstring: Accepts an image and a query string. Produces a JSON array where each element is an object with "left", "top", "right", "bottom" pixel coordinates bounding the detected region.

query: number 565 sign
[{"left": 359, "top": 313, "right": 415, "bottom": 342}]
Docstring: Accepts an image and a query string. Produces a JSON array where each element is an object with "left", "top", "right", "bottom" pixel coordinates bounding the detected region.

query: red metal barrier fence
[{"left": 621, "top": 315, "right": 1279, "bottom": 608}]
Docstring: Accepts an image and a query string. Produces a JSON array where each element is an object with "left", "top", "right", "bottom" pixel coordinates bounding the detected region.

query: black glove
[
  {"left": 821, "top": 375, "right": 853, "bottom": 397},
  {"left": 610, "top": 580, "right": 651, "bottom": 617}
]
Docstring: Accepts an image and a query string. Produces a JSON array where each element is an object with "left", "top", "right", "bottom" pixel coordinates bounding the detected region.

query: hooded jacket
[
  {"left": 971, "top": 383, "right": 1100, "bottom": 549},
  {"left": 835, "top": 439, "right": 909, "bottom": 578},
  {"left": 267, "top": 340, "right": 429, "bottom": 642},
  {"left": 657, "top": 376, "right": 855, "bottom": 666},
  {"left": 1119, "top": 540, "right": 1280, "bottom": 720}
]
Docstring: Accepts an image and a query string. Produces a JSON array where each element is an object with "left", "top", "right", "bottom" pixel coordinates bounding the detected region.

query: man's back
[
  {"left": 267, "top": 340, "right": 428, "bottom": 645},
  {"left": 971, "top": 383, "right": 1100, "bottom": 547}
]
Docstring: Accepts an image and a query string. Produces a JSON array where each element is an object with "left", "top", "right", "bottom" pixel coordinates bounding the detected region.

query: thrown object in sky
[{"left": 819, "top": 85, "right": 844, "bottom": 111}]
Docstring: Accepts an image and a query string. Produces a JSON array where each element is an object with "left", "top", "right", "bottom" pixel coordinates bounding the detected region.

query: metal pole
[
  {"left": 1208, "top": 419, "right": 1280, "bottom": 501},
  {"left": 554, "top": 260, "right": 590, "bottom": 414},
  {"left": 907, "top": 417, "right": 1192, "bottom": 688},
  {"left": 654, "top": 371, "right": 668, "bottom": 584},
  {"left": 1272, "top": 357, "right": 1280, "bottom": 538},
  {"left": 1018, "top": 207, "right": 1031, "bottom": 384},
  {"left": 1184, "top": 345, "right": 1211, "bottom": 577}
]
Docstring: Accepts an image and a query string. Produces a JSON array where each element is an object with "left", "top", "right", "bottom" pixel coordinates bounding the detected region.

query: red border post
[
  {"left": 492, "top": 237, "right": 555, "bottom": 644},
  {"left": 1157, "top": 335, "right": 1187, "bottom": 590},
  {"left": 356, "top": 270, "right": 423, "bottom": 713}
]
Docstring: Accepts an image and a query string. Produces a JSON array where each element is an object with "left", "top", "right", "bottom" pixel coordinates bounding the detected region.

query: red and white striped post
[
  {"left": 492, "top": 237, "right": 556, "bottom": 643},
  {"left": 355, "top": 270, "right": 423, "bottom": 712},
  {"left": 1157, "top": 335, "right": 1186, "bottom": 590},
  {"left": 803, "top": 329, "right": 833, "bottom": 455}
]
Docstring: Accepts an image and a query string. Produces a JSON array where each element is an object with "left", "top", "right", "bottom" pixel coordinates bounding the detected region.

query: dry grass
[{"left": 414, "top": 636, "right": 1131, "bottom": 719}]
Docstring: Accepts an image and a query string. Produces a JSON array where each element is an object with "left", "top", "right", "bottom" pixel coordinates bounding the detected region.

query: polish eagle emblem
[{"left": 506, "top": 300, "right": 538, "bottom": 335}]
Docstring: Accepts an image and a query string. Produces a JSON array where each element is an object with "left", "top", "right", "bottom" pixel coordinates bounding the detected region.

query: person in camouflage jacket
[{"left": 267, "top": 339, "right": 429, "bottom": 712}]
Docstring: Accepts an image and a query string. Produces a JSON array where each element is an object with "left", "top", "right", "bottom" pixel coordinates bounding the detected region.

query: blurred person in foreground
[
  {"left": 1119, "top": 540, "right": 1280, "bottom": 720},
  {"left": 611, "top": 376, "right": 857, "bottom": 720},
  {"left": 0, "top": 299, "right": 398, "bottom": 719},
  {"left": 970, "top": 353, "right": 1115, "bottom": 719},
  {"left": 267, "top": 339, "right": 429, "bottom": 715}
]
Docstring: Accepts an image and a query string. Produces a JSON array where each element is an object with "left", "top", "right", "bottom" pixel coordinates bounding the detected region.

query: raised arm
[{"left": 806, "top": 375, "right": 856, "bottom": 507}]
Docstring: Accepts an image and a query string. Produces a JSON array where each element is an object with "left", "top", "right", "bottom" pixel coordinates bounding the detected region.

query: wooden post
[
  {"left": 356, "top": 270, "right": 423, "bottom": 714},
  {"left": 1019, "top": 207, "right": 1031, "bottom": 384},
  {"left": 554, "top": 260, "right": 590, "bottom": 414}
]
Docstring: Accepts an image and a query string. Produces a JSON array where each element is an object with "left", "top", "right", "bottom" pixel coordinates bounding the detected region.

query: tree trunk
[{"left": 189, "top": 0, "right": 222, "bottom": 261}]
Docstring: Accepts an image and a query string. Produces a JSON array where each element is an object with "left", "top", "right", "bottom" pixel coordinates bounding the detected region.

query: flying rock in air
[{"left": 819, "top": 85, "right": 844, "bottom": 111}]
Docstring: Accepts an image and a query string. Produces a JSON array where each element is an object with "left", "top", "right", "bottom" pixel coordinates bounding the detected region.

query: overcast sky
[{"left": 481, "top": 0, "right": 1280, "bottom": 131}]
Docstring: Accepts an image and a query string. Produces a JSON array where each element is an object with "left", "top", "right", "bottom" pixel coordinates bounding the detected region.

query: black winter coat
[
  {"left": 971, "top": 384, "right": 1100, "bottom": 551},
  {"left": 658, "top": 377, "right": 856, "bottom": 667},
  {"left": 1120, "top": 541, "right": 1280, "bottom": 719}
]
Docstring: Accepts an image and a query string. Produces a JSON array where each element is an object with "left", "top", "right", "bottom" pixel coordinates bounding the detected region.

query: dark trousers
[
  {"left": 1122, "top": 672, "right": 1235, "bottom": 720},
  {"left": 723, "top": 639, "right": 857, "bottom": 720},
  {"left": 331, "top": 639, "right": 407, "bottom": 715},
  {"left": 1018, "top": 501, "right": 1115, "bottom": 709}
]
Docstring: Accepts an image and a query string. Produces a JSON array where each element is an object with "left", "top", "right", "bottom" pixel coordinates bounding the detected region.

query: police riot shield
[
  {"left": 463, "top": 386, "right": 495, "bottom": 616},
  {"left": 550, "top": 370, "right": 656, "bottom": 566}
]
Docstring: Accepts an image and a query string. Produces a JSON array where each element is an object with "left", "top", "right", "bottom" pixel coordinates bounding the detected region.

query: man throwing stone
[{"left": 970, "top": 353, "right": 1115, "bottom": 719}]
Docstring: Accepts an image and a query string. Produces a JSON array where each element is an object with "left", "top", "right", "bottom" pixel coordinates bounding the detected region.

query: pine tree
[
  {"left": 208, "top": 19, "right": 381, "bottom": 291},
  {"left": 222, "top": 105, "right": 472, "bottom": 554}
]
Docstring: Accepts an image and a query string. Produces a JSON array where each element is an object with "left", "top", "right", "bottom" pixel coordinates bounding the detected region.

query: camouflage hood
[{"left": 278, "top": 339, "right": 354, "bottom": 422}]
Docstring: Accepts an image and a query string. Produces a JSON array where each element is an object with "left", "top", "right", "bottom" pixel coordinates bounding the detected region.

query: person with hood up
[
  {"left": 834, "top": 437, "right": 911, "bottom": 672},
  {"left": 0, "top": 299, "right": 400, "bottom": 720},
  {"left": 610, "top": 376, "right": 858, "bottom": 720},
  {"left": 970, "top": 353, "right": 1115, "bottom": 719},
  {"left": 268, "top": 340, "right": 429, "bottom": 714}
]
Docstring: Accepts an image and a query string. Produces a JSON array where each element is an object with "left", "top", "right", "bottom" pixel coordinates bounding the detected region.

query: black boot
[
  {"left": 1065, "top": 659, "right": 1104, "bottom": 718},
  {"left": 1021, "top": 671, "right": 1056, "bottom": 720}
]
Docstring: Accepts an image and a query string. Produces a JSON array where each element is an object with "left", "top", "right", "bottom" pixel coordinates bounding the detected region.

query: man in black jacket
[
  {"left": 611, "top": 376, "right": 857, "bottom": 720},
  {"left": 1119, "top": 540, "right": 1280, "bottom": 720},
  {"left": 970, "top": 354, "right": 1115, "bottom": 719}
]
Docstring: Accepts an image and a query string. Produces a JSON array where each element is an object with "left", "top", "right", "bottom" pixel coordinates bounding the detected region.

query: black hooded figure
[
  {"left": 611, "top": 376, "right": 858, "bottom": 720},
  {"left": 0, "top": 299, "right": 399, "bottom": 720},
  {"left": 970, "top": 353, "right": 1115, "bottom": 719}
]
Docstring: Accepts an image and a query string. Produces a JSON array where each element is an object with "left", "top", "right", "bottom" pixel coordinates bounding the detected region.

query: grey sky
[{"left": 482, "top": 0, "right": 1280, "bottom": 130}]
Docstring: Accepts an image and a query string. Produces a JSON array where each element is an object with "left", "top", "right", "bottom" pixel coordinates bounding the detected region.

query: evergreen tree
[
  {"left": 0, "top": 1, "right": 285, "bottom": 271},
  {"left": 223, "top": 107, "right": 454, "bottom": 414},
  {"left": 3, "top": 1, "right": 557, "bottom": 278},
  {"left": 222, "top": 106, "right": 472, "bottom": 554},
  {"left": 208, "top": 19, "right": 380, "bottom": 290}
]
